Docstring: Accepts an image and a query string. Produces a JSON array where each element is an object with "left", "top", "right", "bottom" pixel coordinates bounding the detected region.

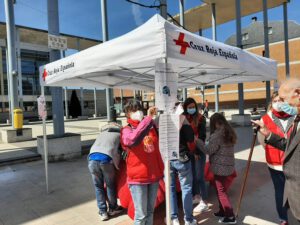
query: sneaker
[
  {"left": 280, "top": 221, "right": 288, "bottom": 225},
  {"left": 164, "top": 217, "right": 180, "bottom": 225},
  {"left": 99, "top": 212, "right": 109, "bottom": 221},
  {"left": 218, "top": 217, "right": 237, "bottom": 224},
  {"left": 192, "top": 196, "right": 201, "bottom": 205},
  {"left": 213, "top": 211, "right": 225, "bottom": 218},
  {"left": 184, "top": 219, "right": 197, "bottom": 225},
  {"left": 108, "top": 205, "right": 123, "bottom": 216},
  {"left": 172, "top": 218, "right": 180, "bottom": 225},
  {"left": 193, "top": 201, "right": 209, "bottom": 213}
]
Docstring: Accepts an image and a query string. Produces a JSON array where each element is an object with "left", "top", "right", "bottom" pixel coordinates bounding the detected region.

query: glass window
[
  {"left": 268, "top": 27, "right": 273, "bottom": 35},
  {"left": 242, "top": 33, "right": 249, "bottom": 41}
]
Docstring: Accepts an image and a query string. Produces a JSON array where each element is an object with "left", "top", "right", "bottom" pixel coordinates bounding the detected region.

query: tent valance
[{"left": 40, "top": 14, "right": 277, "bottom": 90}]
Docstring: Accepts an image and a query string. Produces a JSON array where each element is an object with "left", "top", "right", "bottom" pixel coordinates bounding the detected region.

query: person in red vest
[
  {"left": 120, "top": 100, "right": 164, "bottom": 225},
  {"left": 258, "top": 91, "right": 294, "bottom": 225},
  {"left": 182, "top": 98, "right": 209, "bottom": 213}
]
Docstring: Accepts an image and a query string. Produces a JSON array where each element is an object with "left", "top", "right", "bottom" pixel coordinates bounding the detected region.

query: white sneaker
[
  {"left": 99, "top": 212, "right": 109, "bottom": 221},
  {"left": 193, "top": 201, "right": 209, "bottom": 213},
  {"left": 192, "top": 196, "right": 201, "bottom": 205},
  {"left": 164, "top": 217, "right": 180, "bottom": 225},
  {"left": 184, "top": 219, "right": 197, "bottom": 225},
  {"left": 172, "top": 218, "right": 180, "bottom": 225}
]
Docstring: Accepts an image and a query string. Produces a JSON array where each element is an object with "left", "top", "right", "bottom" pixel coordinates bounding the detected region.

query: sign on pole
[
  {"left": 48, "top": 34, "right": 67, "bottom": 50},
  {"left": 155, "top": 62, "right": 178, "bottom": 113},
  {"left": 159, "top": 114, "right": 180, "bottom": 160},
  {"left": 37, "top": 95, "right": 47, "bottom": 120}
]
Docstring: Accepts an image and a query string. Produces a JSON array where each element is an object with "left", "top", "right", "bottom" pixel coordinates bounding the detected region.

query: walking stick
[{"left": 235, "top": 126, "right": 259, "bottom": 218}]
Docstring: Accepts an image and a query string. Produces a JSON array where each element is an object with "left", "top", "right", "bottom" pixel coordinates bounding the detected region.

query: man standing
[{"left": 253, "top": 78, "right": 300, "bottom": 224}]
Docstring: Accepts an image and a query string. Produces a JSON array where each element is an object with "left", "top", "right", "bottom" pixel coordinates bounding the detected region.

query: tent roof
[{"left": 40, "top": 14, "right": 277, "bottom": 91}]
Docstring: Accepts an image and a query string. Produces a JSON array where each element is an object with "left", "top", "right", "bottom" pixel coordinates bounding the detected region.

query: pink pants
[{"left": 214, "top": 175, "right": 234, "bottom": 217}]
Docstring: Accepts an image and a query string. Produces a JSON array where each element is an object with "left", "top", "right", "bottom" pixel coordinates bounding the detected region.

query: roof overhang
[
  {"left": 0, "top": 23, "right": 101, "bottom": 50},
  {"left": 173, "top": 0, "right": 288, "bottom": 32}
]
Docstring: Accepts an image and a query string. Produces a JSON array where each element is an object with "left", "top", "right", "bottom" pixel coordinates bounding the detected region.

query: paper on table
[{"left": 159, "top": 114, "right": 180, "bottom": 161}]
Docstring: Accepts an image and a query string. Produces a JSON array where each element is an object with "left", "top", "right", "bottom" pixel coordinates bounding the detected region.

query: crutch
[{"left": 235, "top": 126, "right": 259, "bottom": 218}]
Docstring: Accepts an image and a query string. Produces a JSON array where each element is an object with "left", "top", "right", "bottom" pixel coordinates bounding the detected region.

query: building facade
[
  {"left": 186, "top": 19, "right": 300, "bottom": 110},
  {"left": 0, "top": 23, "right": 111, "bottom": 122}
]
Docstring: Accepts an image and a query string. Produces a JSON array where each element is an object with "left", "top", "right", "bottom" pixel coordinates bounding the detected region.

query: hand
[
  {"left": 195, "top": 155, "right": 201, "bottom": 161},
  {"left": 251, "top": 120, "right": 270, "bottom": 137},
  {"left": 147, "top": 106, "right": 157, "bottom": 117}
]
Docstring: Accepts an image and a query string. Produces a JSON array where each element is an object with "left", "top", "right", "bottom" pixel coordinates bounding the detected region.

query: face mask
[
  {"left": 280, "top": 102, "right": 298, "bottom": 116},
  {"left": 130, "top": 110, "right": 144, "bottom": 121},
  {"left": 272, "top": 102, "right": 282, "bottom": 112},
  {"left": 187, "top": 108, "right": 196, "bottom": 115}
]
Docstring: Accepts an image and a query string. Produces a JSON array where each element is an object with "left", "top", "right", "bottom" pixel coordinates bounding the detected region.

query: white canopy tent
[
  {"left": 40, "top": 14, "right": 277, "bottom": 90},
  {"left": 39, "top": 14, "right": 277, "bottom": 223}
]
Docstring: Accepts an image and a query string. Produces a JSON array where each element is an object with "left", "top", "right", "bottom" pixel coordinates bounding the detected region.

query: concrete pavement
[{"left": 0, "top": 118, "right": 281, "bottom": 225}]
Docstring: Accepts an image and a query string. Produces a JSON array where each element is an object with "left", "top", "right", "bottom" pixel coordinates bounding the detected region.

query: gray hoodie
[{"left": 89, "top": 123, "right": 121, "bottom": 169}]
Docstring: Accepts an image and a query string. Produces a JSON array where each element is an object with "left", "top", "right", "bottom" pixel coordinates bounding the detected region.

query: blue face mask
[
  {"left": 187, "top": 108, "right": 196, "bottom": 115},
  {"left": 280, "top": 102, "right": 298, "bottom": 116}
]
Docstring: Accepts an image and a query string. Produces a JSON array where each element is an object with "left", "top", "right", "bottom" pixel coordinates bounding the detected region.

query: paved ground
[{"left": 0, "top": 116, "right": 281, "bottom": 225}]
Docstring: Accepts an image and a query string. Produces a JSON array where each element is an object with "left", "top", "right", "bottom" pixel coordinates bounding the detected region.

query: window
[
  {"left": 268, "top": 27, "right": 273, "bottom": 35},
  {"left": 242, "top": 33, "right": 249, "bottom": 41}
]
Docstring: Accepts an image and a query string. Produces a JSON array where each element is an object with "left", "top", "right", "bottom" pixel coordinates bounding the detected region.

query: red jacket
[
  {"left": 121, "top": 116, "right": 164, "bottom": 184},
  {"left": 262, "top": 114, "right": 292, "bottom": 166}
]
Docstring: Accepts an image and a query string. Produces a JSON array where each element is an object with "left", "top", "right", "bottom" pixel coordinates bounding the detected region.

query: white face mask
[
  {"left": 130, "top": 110, "right": 144, "bottom": 121},
  {"left": 272, "top": 102, "right": 282, "bottom": 112}
]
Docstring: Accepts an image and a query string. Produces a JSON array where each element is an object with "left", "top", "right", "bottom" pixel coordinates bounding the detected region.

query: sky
[{"left": 0, "top": 0, "right": 300, "bottom": 45}]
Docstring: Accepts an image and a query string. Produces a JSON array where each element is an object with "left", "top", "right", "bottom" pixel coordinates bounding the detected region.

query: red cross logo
[
  {"left": 173, "top": 32, "right": 190, "bottom": 55},
  {"left": 42, "top": 69, "right": 48, "bottom": 81}
]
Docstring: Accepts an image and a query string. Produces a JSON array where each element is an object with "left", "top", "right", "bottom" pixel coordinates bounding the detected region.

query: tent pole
[
  {"left": 263, "top": 0, "right": 271, "bottom": 106},
  {"left": 94, "top": 88, "right": 97, "bottom": 118},
  {"left": 165, "top": 158, "right": 171, "bottom": 225},
  {"left": 235, "top": 0, "right": 244, "bottom": 115},
  {"left": 41, "top": 86, "right": 49, "bottom": 194},
  {"left": 211, "top": 3, "right": 219, "bottom": 112},
  {"left": 179, "top": 0, "right": 187, "bottom": 101},
  {"left": 160, "top": 1, "right": 170, "bottom": 222}
]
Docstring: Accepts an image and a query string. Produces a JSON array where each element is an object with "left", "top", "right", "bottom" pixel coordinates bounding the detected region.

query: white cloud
[{"left": 131, "top": 1, "right": 143, "bottom": 26}]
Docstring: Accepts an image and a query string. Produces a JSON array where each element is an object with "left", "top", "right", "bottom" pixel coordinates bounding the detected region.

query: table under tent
[{"left": 39, "top": 14, "right": 277, "bottom": 223}]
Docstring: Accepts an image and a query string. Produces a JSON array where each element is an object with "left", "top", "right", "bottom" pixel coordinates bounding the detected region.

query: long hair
[
  {"left": 183, "top": 97, "right": 200, "bottom": 127},
  {"left": 210, "top": 113, "right": 237, "bottom": 145},
  {"left": 267, "top": 91, "right": 279, "bottom": 111}
]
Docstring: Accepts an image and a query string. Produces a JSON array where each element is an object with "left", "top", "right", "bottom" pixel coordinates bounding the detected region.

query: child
[
  {"left": 121, "top": 100, "right": 164, "bottom": 225},
  {"left": 196, "top": 113, "right": 237, "bottom": 224},
  {"left": 88, "top": 122, "right": 123, "bottom": 221}
]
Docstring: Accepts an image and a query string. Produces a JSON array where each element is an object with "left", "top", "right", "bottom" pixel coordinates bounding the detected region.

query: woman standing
[
  {"left": 182, "top": 98, "right": 209, "bottom": 213},
  {"left": 120, "top": 100, "right": 164, "bottom": 225},
  {"left": 196, "top": 113, "right": 237, "bottom": 224},
  {"left": 258, "top": 91, "right": 294, "bottom": 225}
]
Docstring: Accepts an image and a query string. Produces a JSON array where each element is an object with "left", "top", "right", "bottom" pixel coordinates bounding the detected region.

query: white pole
[
  {"left": 41, "top": 86, "right": 49, "bottom": 194},
  {"left": 165, "top": 159, "right": 171, "bottom": 225}
]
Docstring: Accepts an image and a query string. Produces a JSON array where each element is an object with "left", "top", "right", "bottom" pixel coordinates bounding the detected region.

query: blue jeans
[
  {"left": 268, "top": 167, "right": 288, "bottom": 222},
  {"left": 88, "top": 160, "right": 118, "bottom": 213},
  {"left": 129, "top": 182, "right": 159, "bottom": 225},
  {"left": 191, "top": 153, "right": 208, "bottom": 201},
  {"left": 170, "top": 160, "right": 194, "bottom": 222}
]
